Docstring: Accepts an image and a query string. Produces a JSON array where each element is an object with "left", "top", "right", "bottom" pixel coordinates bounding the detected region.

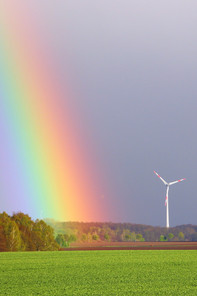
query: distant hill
[{"left": 44, "top": 219, "right": 197, "bottom": 242}]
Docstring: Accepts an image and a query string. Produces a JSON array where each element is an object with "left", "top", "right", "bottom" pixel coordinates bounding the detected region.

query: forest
[
  {"left": 1, "top": 212, "right": 197, "bottom": 251},
  {"left": 46, "top": 219, "right": 197, "bottom": 247}
]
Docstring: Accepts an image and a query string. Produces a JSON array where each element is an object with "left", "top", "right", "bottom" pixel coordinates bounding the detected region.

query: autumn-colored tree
[
  {"left": 12, "top": 212, "right": 34, "bottom": 250},
  {"left": 32, "top": 219, "right": 59, "bottom": 251},
  {"left": 104, "top": 233, "right": 110, "bottom": 241},
  {"left": 0, "top": 212, "right": 22, "bottom": 251},
  {"left": 69, "top": 234, "right": 77, "bottom": 242},
  {"left": 0, "top": 225, "right": 7, "bottom": 252},
  {"left": 81, "top": 233, "right": 88, "bottom": 242},
  {"left": 136, "top": 233, "right": 145, "bottom": 242},
  {"left": 168, "top": 233, "right": 174, "bottom": 241},
  {"left": 178, "top": 232, "right": 184, "bottom": 241},
  {"left": 6, "top": 221, "right": 22, "bottom": 251},
  {"left": 130, "top": 232, "right": 137, "bottom": 241},
  {"left": 92, "top": 234, "right": 99, "bottom": 240},
  {"left": 121, "top": 229, "right": 135, "bottom": 241}
]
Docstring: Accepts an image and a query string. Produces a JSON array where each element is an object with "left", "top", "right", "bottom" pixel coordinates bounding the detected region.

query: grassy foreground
[{"left": 0, "top": 251, "right": 197, "bottom": 295}]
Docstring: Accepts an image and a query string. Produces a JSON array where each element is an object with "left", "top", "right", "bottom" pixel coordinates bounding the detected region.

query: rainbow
[{"left": 0, "top": 3, "right": 108, "bottom": 221}]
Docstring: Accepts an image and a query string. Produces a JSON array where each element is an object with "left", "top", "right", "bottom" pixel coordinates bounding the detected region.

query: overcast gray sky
[{"left": 6, "top": 1, "right": 197, "bottom": 226}]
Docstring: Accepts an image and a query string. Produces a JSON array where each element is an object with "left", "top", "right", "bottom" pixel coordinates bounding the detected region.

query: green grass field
[{"left": 0, "top": 251, "right": 197, "bottom": 295}]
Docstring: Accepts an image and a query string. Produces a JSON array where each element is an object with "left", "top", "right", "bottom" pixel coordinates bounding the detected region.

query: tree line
[
  {"left": 1, "top": 212, "right": 197, "bottom": 252},
  {"left": 45, "top": 219, "right": 197, "bottom": 245}
]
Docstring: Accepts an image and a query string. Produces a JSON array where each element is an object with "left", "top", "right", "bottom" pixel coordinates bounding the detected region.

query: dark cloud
[{"left": 25, "top": 1, "right": 197, "bottom": 225}]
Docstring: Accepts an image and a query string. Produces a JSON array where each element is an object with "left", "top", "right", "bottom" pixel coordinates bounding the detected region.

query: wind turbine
[{"left": 154, "top": 171, "right": 185, "bottom": 228}]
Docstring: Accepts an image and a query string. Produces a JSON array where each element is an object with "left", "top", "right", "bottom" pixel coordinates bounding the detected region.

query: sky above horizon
[{"left": 1, "top": 1, "right": 197, "bottom": 226}]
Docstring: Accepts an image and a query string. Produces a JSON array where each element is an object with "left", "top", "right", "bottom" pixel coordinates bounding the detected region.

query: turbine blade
[
  {"left": 154, "top": 171, "right": 168, "bottom": 185},
  {"left": 169, "top": 178, "right": 186, "bottom": 186}
]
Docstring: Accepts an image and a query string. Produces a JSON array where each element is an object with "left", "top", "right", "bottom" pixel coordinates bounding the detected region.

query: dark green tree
[{"left": 160, "top": 235, "right": 168, "bottom": 242}]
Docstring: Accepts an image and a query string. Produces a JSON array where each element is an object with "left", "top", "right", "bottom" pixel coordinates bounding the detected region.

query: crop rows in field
[{"left": 0, "top": 250, "right": 197, "bottom": 295}]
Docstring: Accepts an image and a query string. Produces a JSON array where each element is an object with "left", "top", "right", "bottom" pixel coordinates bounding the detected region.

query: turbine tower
[{"left": 154, "top": 171, "right": 185, "bottom": 228}]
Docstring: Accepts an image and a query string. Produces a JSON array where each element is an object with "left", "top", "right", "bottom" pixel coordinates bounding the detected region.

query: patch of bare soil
[{"left": 61, "top": 241, "right": 197, "bottom": 251}]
